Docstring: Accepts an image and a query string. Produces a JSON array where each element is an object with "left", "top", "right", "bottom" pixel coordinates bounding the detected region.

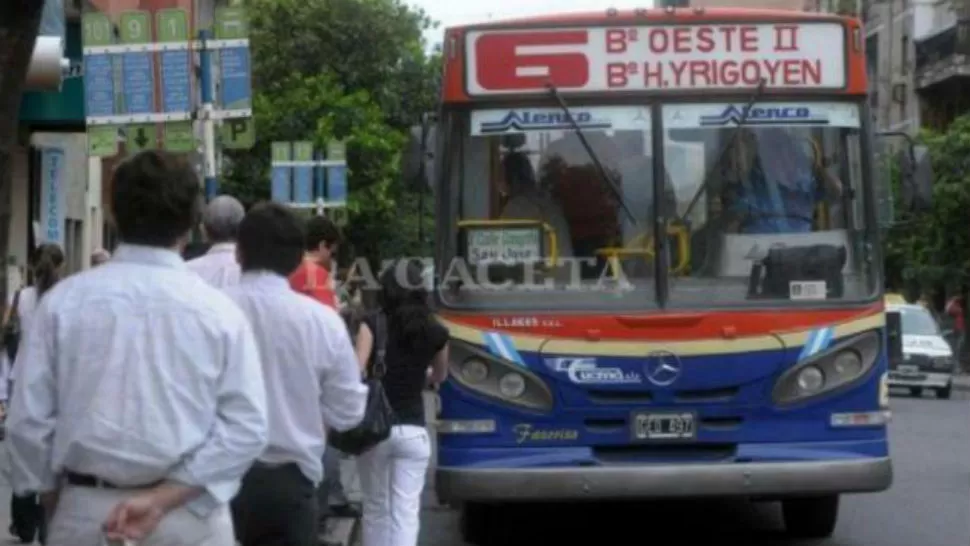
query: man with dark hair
[
  {"left": 188, "top": 195, "right": 247, "bottom": 288},
  {"left": 226, "top": 203, "right": 367, "bottom": 546},
  {"left": 289, "top": 215, "right": 342, "bottom": 308},
  {"left": 6, "top": 150, "right": 269, "bottom": 545}
]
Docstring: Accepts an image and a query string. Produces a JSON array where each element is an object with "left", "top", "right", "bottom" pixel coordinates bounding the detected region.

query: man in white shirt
[
  {"left": 187, "top": 195, "right": 246, "bottom": 288},
  {"left": 225, "top": 202, "right": 368, "bottom": 546},
  {"left": 6, "top": 150, "right": 269, "bottom": 546}
]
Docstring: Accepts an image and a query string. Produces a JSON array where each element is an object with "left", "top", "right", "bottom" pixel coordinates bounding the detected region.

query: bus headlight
[
  {"left": 446, "top": 341, "right": 554, "bottom": 412},
  {"left": 796, "top": 366, "right": 825, "bottom": 393},
  {"left": 832, "top": 350, "right": 863, "bottom": 378},
  {"left": 773, "top": 331, "right": 880, "bottom": 406},
  {"left": 498, "top": 372, "right": 527, "bottom": 398},
  {"left": 461, "top": 359, "right": 489, "bottom": 383}
]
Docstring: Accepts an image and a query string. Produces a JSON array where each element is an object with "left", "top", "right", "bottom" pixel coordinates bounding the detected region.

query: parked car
[{"left": 886, "top": 302, "right": 956, "bottom": 399}]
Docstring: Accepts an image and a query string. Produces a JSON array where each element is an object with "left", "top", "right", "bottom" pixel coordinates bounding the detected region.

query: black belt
[{"left": 64, "top": 471, "right": 160, "bottom": 490}]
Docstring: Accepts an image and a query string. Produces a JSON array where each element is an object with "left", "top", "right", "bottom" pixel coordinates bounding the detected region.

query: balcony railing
[{"left": 915, "top": 21, "right": 970, "bottom": 90}]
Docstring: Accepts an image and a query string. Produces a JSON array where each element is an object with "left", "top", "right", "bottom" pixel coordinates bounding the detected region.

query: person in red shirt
[
  {"left": 945, "top": 295, "right": 965, "bottom": 368},
  {"left": 288, "top": 215, "right": 361, "bottom": 529},
  {"left": 289, "top": 215, "right": 342, "bottom": 309}
]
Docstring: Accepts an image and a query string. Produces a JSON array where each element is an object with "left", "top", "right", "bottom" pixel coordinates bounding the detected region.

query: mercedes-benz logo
[{"left": 645, "top": 350, "right": 682, "bottom": 386}]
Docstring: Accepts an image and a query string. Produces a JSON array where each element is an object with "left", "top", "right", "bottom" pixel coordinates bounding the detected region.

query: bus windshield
[
  {"left": 661, "top": 101, "right": 877, "bottom": 307},
  {"left": 437, "top": 101, "right": 878, "bottom": 310}
]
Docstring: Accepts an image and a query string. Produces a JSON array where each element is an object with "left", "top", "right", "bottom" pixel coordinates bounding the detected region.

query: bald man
[{"left": 187, "top": 195, "right": 246, "bottom": 288}]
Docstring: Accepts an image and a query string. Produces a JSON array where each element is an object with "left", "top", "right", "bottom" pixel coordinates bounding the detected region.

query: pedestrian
[
  {"left": 289, "top": 215, "right": 341, "bottom": 308},
  {"left": 357, "top": 260, "right": 450, "bottom": 546},
  {"left": 187, "top": 195, "right": 246, "bottom": 288},
  {"left": 90, "top": 248, "right": 110, "bottom": 267},
  {"left": 2, "top": 243, "right": 65, "bottom": 544},
  {"left": 945, "top": 295, "right": 965, "bottom": 368},
  {"left": 288, "top": 215, "right": 362, "bottom": 527},
  {"left": 5, "top": 150, "right": 269, "bottom": 546},
  {"left": 226, "top": 202, "right": 368, "bottom": 546}
]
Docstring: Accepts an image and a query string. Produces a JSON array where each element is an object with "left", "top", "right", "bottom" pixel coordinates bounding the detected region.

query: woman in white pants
[{"left": 356, "top": 261, "right": 448, "bottom": 546}]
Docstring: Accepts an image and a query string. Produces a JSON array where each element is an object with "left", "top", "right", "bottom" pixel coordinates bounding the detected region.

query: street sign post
[{"left": 81, "top": 1, "right": 255, "bottom": 198}]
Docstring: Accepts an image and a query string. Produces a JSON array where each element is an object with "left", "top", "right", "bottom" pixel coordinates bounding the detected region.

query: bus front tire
[
  {"left": 459, "top": 502, "right": 490, "bottom": 545},
  {"left": 782, "top": 495, "right": 839, "bottom": 538}
]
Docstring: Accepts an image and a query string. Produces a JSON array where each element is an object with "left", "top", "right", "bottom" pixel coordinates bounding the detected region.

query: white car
[{"left": 887, "top": 303, "right": 956, "bottom": 399}]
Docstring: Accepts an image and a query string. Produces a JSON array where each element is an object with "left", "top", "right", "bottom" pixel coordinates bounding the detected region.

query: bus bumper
[{"left": 435, "top": 457, "right": 892, "bottom": 503}]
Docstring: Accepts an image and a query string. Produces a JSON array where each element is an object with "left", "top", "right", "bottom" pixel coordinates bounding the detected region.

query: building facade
[{"left": 912, "top": 0, "right": 970, "bottom": 129}]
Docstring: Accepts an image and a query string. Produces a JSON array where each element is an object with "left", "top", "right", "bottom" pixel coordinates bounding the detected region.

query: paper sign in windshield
[{"left": 467, "top": 228, "right": 541, "bottom": 265}]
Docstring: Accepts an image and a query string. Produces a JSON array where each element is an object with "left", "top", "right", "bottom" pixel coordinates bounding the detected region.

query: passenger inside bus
[
  {"left": 539, "top": 132, "right": 623, "bottom": 277},
  {"left": 720, "top": 128, "right": 843, "bottom": 234},
  {"left": 499, "top": 146, "right": 574, "bottom": 259}
]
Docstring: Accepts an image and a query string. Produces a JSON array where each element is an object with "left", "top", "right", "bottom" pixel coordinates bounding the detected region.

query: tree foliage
[
  {"left": 222, "top": 0, "right": 440, "bottom": 262},
  {"left": 884, "top": 114, "right": 970, "bottom": 293}
]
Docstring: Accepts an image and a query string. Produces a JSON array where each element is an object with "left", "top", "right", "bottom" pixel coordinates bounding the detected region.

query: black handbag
[
  {"left": 328, "top": 312, "right": 395, "bottom": 455},
  {"left": 2, "top": 289, "right": 22, "bottom": 363}
]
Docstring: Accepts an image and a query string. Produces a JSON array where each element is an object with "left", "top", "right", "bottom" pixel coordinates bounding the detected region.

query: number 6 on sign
[{"left": 471, "top": 30, "right": 590, "bottom": 93}]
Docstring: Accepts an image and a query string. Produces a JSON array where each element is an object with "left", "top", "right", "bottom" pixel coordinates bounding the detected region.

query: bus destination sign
[{"left": 466, "top": 23, "right": 846, "bottom": 95}]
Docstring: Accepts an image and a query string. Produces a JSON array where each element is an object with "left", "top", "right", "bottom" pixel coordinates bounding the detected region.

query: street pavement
[
  {"left": 0, "top": 388, "right": 962, "bottom": 545},
  {"left": 417, "top": 388, "right": 970, "bottom": 546}
]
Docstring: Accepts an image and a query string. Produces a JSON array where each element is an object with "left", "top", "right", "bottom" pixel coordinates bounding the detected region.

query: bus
[{"left": 403, "top": 7, "right": 931, "bottom": 543}]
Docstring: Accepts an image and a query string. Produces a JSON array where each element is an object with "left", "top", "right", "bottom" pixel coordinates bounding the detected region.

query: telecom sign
[{"left": 465, "top": 23, "right": 846, "bottom": 95}]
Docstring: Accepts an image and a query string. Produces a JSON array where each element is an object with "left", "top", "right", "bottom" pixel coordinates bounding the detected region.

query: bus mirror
[
  {"left": 402, "top": 119, "right": 436, "bottom": 193},
  {"left": 897, "top": 144, "right": 933, "bottom": 213}
]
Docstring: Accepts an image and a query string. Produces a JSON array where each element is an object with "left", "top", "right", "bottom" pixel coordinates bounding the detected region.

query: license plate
[
  {"left": 897, "top": 365, "right": 920, "bottom": 375},
  {"left": 631, "top": 412, "right": 696, "bottom": 441}
]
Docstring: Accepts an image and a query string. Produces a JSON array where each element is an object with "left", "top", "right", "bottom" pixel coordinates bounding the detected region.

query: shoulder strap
[
  {"left": 371, "top": 312, "right": 388, "bottom": 378},
  {"left": 3, "top": 289, "right": 22, "bottom": 328}
]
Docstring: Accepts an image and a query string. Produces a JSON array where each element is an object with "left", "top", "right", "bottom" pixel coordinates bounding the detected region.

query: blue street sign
[
  {"left": 292, "top": 141, "right": 313, "bottom": 204},
  {"left": 121, "top": 52, "right": 156, "bottom": 114},
  {"left": 119, "top": 11, "right": 155, "bottom": 115},
  {"left": 271, "top": 142, "right": 292, "bottom": 203},
  {"left": 83, "top": 53, "right": 115, "bottom": 117},
  {"left": 220, "top": 47, "right": 252, "bottom": 110},
  {"left": 271, "top": 166, "right": 291, "bottom": 203},
  {"left": 160, "top": 50, "right": 191, "bottom": 113},
  {"left": 327, "top": 165, "right": 347, "bottom": 205},
  {"left": 314, "top": 151, "right": 325, "bottom": 199}
]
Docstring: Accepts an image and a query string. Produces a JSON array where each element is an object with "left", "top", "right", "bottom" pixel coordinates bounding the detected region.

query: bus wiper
[
  {"left": 679, "top": 78, "right": 767, "bottom": 225},
  {"left": 546, "top": 82, "right": 638, "bottom": 227}
]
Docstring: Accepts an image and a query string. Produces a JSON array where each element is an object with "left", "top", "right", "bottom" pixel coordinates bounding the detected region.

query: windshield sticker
[
  {"left": 466, "top": 228, "right": 541, "bottom": 265},
  {"left": 545, "top": 357, "right": 642, "bottom": 385},
  {"left": 700, "top": 105, "right": 828, "bottom": 126},
  {"left": 664, "top": 102, "right": 860, "bottom": 129},
  {"left": 789, "top": 280, "right": 827, "bottom": 301},
  {"left": 471, "top": 106, "right": 650, "bottom": 135},
  {"left": 798, "top": 326, "right": 834, "bottom": 360},
  {"left": 482, "top": 331, "right": 525, "bottom": 366}
]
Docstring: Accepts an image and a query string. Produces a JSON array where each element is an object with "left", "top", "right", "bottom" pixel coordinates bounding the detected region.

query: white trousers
[
  {"left": 46, "top": 485, "right": 235, "bottom": 546},
  {"left": 357, "top": 425, "right": 431, "bottom": 546}
]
